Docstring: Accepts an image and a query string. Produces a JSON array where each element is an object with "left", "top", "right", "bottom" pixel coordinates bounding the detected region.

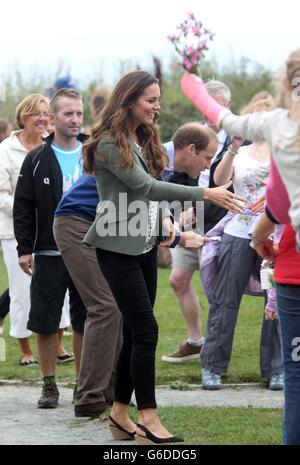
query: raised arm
[
  {"left": 181, "top": 72, "right": 273, "bottom": 142},
  {"left": 213, "top": 137, "right": 243, "bottom": 186},
  {"left": 96, "top": 139, "right": 204, "bottom": 203}
]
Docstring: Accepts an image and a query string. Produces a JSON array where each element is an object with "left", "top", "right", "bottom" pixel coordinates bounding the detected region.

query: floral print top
[{"left": 223, "top": 146, "right": 269, "bottom": 239}]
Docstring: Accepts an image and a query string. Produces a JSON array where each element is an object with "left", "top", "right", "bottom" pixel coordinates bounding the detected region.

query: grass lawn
[
  {"left": 0, "top": 252, "right": 283, "bottom": 445},
  {"left": 124, "top": 406, "right": 282, "bottom": 445},
  {"left": 0, "top": 252, "right": 266, "bottom": 384}
]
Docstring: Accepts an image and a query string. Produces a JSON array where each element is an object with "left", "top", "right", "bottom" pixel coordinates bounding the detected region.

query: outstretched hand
[
  {"left": 249, "top": 194, "right": 266, "bottom": 213},
  {"left": 249, "top": 179, "right": 267, "bottom": 213},
  {"left": 203, "top": 181, "right": 245, "bottom": 213}
]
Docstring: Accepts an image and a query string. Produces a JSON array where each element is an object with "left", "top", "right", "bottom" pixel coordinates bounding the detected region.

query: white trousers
[
  {"left": 1, "top": 239, "right": 32, "bottom": 339},
  {"left": 1, "top": 239, "right": 71, "bottom": 338}
]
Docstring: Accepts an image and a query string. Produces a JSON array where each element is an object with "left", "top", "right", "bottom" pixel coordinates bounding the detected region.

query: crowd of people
[{"left": 0, "top": 47, "right": 299, "bottom": 445}]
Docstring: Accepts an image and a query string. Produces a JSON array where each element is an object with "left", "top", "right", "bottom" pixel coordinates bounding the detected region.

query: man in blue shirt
[{"left": 14, "top": 89, "right": 87, "bottom": 409}]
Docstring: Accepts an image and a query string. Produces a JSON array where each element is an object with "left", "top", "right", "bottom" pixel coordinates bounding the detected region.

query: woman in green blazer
[{"left": 83, "top": 70, "right": 243, "bottom": 445}]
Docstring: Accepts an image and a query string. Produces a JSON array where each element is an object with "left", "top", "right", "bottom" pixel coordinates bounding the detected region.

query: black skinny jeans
[{"left": 96, "top": 247, "right": 158, "bottom": 410}]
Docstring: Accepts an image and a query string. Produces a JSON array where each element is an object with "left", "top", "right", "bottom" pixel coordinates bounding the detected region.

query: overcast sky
[{"left": 0, "top": 0, "right": 298, "bottom": 85}]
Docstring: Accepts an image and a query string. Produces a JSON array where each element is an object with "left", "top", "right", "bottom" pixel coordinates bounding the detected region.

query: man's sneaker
[
  {"left": 201, "top": 368, "right": 222, "bottom": 390},
  {"left": 269, "top": 374, "right": 284, "bottom": 391},
  {"left": 161, "top": 340, "right": 203, "bottom": 363},
  {"left": 38, "top": 383, "right": 59, "bottom": 408}
]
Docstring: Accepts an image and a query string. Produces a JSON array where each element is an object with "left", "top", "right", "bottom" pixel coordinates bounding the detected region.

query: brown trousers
[{"left": 53, "top": 215, "right": 122, "bottom": 406}]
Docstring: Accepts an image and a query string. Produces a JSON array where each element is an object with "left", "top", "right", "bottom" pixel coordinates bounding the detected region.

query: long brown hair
[{"left": 83, "top": 70, "right": 168, "bottom": 177}]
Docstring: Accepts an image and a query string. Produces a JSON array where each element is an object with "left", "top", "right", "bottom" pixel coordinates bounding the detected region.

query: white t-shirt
[{"left": 223, "top": 146, "right": 269, "bottom": 239}]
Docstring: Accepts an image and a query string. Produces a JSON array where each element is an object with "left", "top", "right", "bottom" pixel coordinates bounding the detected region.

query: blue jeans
[
  {"left": 201, "top": 234, "right": 282, "bottom": 377},
  {"left": 277, "top": 284, "right": 300, "bottom": 445}
]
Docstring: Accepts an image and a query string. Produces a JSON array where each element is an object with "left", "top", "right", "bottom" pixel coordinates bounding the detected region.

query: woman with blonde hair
[
  {"left": 0, "top": 94, "right": 49, "bottom": 365},
  {"left": 240, "top": 91, "right": 275, "bottom": 115}
]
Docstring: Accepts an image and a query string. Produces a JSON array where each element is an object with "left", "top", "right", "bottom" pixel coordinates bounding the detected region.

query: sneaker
[
  {"left": 161, "top": 340, "right": 203, "bottom": 363},
  {"left": 269, "top": 374, "right": 284, "bottom": 391},
  {"left": 201, "top": 368, "right": 222, "bottom": 390},
  {"left": 38, "top": 383, "right": 59, "bottom": 408},
  {"left": 74, "top": 401, "right": 107, "bottom": 418},
  {"left": 57, "top": 352, "right": 74, "bottom": 364}
]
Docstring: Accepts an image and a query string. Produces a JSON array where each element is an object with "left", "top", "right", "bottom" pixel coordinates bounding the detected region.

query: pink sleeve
[
  {"left": 266, "top": 157, "right": 291, "bottom": 224},
  {"left": 180, "top": 72, "right": 230, "bottom": 125}
]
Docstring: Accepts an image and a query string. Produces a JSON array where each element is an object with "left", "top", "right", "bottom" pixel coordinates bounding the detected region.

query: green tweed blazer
[{"left": 84, "top": 137, "right": 204, "bottom": 255}]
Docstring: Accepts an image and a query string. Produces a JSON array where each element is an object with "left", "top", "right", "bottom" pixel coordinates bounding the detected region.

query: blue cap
[{"left": 54, "top": 76, "right": 76, "bottom": 89}]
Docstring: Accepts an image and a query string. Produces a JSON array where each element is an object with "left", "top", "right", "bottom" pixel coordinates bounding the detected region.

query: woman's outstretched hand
[
  {"left": 249, "top": 194, "right": 266, "bottom": 213},
  {"left": 203, "top": 181, "right": 245, "bottom": 213}
]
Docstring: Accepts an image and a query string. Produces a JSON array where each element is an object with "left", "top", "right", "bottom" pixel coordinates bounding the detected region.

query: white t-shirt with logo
[{"left": 223, "top": 146, "right": 269, "bottom": 239}]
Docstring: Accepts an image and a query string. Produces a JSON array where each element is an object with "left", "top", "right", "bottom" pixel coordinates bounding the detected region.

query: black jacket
[
  {"left": 13, "top": 133, "right": 87, "bottom": 257},
  {"left": 168, "top": 171, "right": 199, "bottom": 187}
]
